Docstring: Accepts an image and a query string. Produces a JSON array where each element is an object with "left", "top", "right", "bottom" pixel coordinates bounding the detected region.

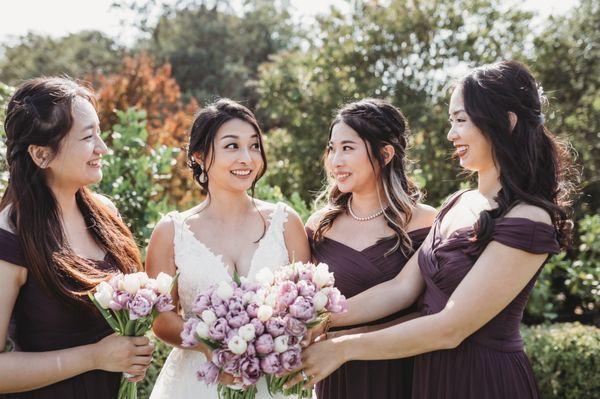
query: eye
[
  {"left": 225, "top": 142, "right": 238, "bottom": 149},
  {"left": 81, "top": 135, "right": 93, "bottom": 141},
  {"left": 342, "top": 145, "right": 353, "bottom": 151},
  {"left": 251, "top": 142, "right": 261, "bottom": 150}
]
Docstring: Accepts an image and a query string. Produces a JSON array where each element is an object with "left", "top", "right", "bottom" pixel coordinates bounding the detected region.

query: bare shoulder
[
  {"left": 149, "top": 213, "right": 176, "bottom": 244},
  {"left": 0, "top": 205, "right": 15, "bottom": 233},
  {"left": 506, "top": 203, "right": 552, "bottom": 225},
  {"left": 306, "top": 207, "right": 330, "bottom": 231},
  {"left": 93, "top": 193, "right": 119, "bottom": 216},
  {"left": 409, "top": 203, "right": 437, "bottom": 230}
]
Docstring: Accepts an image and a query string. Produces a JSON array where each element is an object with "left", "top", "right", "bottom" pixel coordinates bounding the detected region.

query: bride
[{"left": 146, "top": 99, "right": 311, "bottom": 398}]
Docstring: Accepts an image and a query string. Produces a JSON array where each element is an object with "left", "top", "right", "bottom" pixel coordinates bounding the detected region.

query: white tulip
[
  {"left": 243, "top": 291, "right": 255, "bottom": 304},
  {"left": 274, "top": 335, "right": 289, "bottom": 353},
  {"left": 257, "top": 305, "right": 274, "bottom": 322},
  {"left": 238, "top": 323, "right": 256, "bottom": 342},
  {"left": 313, "top": 291, "right": 329, "bottom": 311},
  {"left": 94, "top": 281, "right": 113, "bottom": 309},
  {"left": 136, "top": 272, "right": 150, "bottom": 287},
  {"left": 216, "top": 281, "right": 234, "bottom": 300},
  {"left": 195, "top": 321, "right": 210, "bottom": 339},
  {"left": 154, "top": 272, "right": 173, "bottom": 295},
  {"left": 120, "top": 273, "right": 142, "bottom": 294},
  {"left": 201, "top": 310, "right": 217, "bottom": 326},
  {"left": 253, "top": 288, "right": 267, "bottom": 305},
  {"left": 313, "top": 263, "right": 332, "bottom": 288},
  {"left": 255, "top": 267, "right": 275, "bottom": 286},
  {"left": 228, "top": 335, "right": 248, "bottom": 355},
  {"left": 265, "top": 292, "right": 278, "bottom": 308}
]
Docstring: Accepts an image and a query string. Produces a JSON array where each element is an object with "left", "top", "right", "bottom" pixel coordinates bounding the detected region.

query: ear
[
  {"left": 192, "top": 151, "right": 204, "bottom": 166},
  {"left": 508, "top": 112, "right": 518, "bottom": 132},
  {"left": 27, "top": 145, "right": 52, "bottom": 169},
  {"left": 381, "top": 144, "right": 395, "bottom": 166}
]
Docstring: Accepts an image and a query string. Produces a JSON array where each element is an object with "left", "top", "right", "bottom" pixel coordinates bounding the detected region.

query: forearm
[
  {"left": 344, "top": 312, "right": 421, "bottom": 335},
  {"left": 152, "top": 312, "right": 212, "bottom": 356},
  {"left": 338, "top": 312, "right": 456, "bottom": 362},
  {"left": 0, "top": 344, "right": 97, "bottom": 393},
  {"left": 331, "top": 278, "right": 422, "bottom": 328}
]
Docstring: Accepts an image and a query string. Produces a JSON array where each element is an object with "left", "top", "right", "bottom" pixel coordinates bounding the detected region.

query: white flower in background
[
  {"left": 313, "top": 290, "right": 329, "bottom": 311},
  {"left": 154, "top": 272, "right": 173, "bottom": 295},
  {"left": 195, "top": 321, "right": 210, "bottom": 339},
  {"left": 253, "top": 288, "right": 267, "bottom": 305},
  {"left": 313, "top": 263, "right": 332, "bottom": 288},
  {"left": 257, "top": 305, "right": 274, "bottom": 322},
  {"left": 265, "top": 292, "right": 278, "bottom": 307},
  {"left": 238, "top": 323, "right": 256, "bottom": 342},
  {"left": 135, "top": 272, "right": 150, "bottom": 287},
  {"left": 274, "top": 335, "right": 289, "bottom": 353},
  {"left": 216, "top": 281, "right": 234, "bottom": 300},
  {"left": 120, "top": 273, "right": 142, "bottom": 294},
  {"left": 239, "top": 276, "right": 249, "bottom": 285},
  {"left": 94, "top": 281, "right": 114, "bottom": 309},
  {"left": 243, "top": 291, "right": 255, "bottom": 304},
  {"left": 228, "top": 335, "right": 248, "bottom": 355},
  {"left": 201, "top": 310, "right": 217, "bottom": 326},
  {"left": 255, "top": 267, "right": 275, "bottom": 286}
]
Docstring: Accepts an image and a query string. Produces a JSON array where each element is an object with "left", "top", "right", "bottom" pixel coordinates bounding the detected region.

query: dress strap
[
  {"left": 166, "top": 211, "right": 186, "bottom": 249},
  {"left": 268, "top": 202, "right": 289, "bottom": 238}
]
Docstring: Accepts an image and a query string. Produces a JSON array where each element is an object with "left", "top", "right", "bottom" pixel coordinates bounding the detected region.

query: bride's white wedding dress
[{"left": 150, "top": 202, "right": 295, "bottom": 399}]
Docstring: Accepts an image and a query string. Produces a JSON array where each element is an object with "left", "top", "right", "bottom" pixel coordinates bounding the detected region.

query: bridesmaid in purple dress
[
  {"left": 304, "top": 99, "right": 437, "bottom": 398},
  {"left": 0, "top": 77, "right": 154, "bottom": 397},
  {"left": 294, "top": 61, "right": 575, "bottom": 398}
]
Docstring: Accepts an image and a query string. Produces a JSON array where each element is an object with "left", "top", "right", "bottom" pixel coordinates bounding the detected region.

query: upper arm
[
  {"left": 506, "top": 203, "right": 552, "bottom": 225},
  {"left": 145, "top": 215, "right": 177, "bottom": 280},
  {"left": 93, "top": 193, "right": 119, "bottom": 217},
  {"left": 438, "top": 238, "right": 548, "bottom": 345},
  {"left": 305, "top": 208, "right": 327, "bottom": 232},
  {"left": 283, "top": 206, "right": 311, "bottom": 264},
  {"left": 0, "top": 261, "right": 26, "bottom": 351}
]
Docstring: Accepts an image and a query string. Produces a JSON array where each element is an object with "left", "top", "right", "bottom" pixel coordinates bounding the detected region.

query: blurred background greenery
[{"left": 1, "top": 0, "right": 598, "bottom": 397}]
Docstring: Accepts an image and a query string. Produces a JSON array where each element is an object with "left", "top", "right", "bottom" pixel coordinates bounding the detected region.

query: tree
[{"left": 0, "top": 31, "right": 124, "bottom": 85}]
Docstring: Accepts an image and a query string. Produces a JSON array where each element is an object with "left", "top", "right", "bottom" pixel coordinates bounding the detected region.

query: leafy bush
[
  {"left": 522, "top": 322, "right": 600, "bottom": 399},
  {"left": 0, "top": 83, "right": 14, "bottom": 196}
]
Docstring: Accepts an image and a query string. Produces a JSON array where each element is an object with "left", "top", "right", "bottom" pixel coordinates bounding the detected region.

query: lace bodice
[{"left": 168, "top": 201, "right": 290, "bottom": 316}]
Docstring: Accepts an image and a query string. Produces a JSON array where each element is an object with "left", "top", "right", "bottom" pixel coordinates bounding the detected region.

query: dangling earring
[
  {"left": 199, "top": 164, "right": 208, "bottom": 184},
  {"left": 40, "top": 158, "right": 49, "bottom": 169}
]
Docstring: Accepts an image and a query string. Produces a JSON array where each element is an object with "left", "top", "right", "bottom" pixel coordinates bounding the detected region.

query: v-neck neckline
[
  {"left": 316, "top": 227, "right": 430, "bottom": 254},
  {"left": 180, "top": 207, "right": 280, "bottom": 278}
]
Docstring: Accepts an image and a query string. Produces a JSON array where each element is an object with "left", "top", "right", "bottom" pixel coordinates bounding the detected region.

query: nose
[
  {"left": 447, "top": 124, "right": 459, "bottom": 142},
  {"left": 95, "top": 135, "right": 109, "bottom": 155},
  {"left": 329, "top": 149, "right": 344, "bottom": 168},
  {"left": 238, "top": 147, "right": 252, "bottom": 164}
]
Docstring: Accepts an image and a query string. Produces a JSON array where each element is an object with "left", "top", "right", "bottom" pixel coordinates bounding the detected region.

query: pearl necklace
[{"left": 347, "top": 198, "right": 386, "bottom": 221}]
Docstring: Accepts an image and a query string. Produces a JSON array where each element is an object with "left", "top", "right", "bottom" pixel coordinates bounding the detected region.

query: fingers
[
  {"left": 132, "top": 355, "right": 153, "bottom": 366},
  {"left": 133, "top": 342, "right": 155, "bottom": 356},
  {"left": 131, "top": 336, "right": 151, "bottom": 346}
]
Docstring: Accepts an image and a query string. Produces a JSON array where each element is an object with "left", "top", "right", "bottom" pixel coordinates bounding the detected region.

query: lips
[
  {"left": 87, "top": 159, "right": 102, "bottom": 168},
  {"left": 334, "top": 171, "right": 352, "bottom": 182},
  {"left": 454, "top": 144, "right": 469, "bottom": 157},
  {"left": 231, "top": 169, "right": 252, "bottom": 177}
]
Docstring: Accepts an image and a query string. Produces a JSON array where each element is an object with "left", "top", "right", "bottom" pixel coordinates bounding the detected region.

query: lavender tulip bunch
[{"left": 89, "top": 272, "right": 176, "bottom": 399}]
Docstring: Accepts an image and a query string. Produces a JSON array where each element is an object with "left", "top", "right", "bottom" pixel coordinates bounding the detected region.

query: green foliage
[
  {"left": 0, "top": 31, "right": 124, "bottom": 85},
  {"left": 0, "top": 83, "right": 14, "bottom": 195},
  {"left": 254, "top": 179, "right": 312, "bottom": 222},
  {"left": 96, "top": 108, "right": 177, "bottom": 250},
  {"left": 522, "top": 323, "right": 600, "bottom": 399}
]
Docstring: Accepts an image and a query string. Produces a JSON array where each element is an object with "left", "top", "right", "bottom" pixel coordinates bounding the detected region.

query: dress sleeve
[
  {"left": 0, "top": 229, "right": 27, "bottom": 267},
  {"left": 492, "top": 218, "right": 560, "bottom": 254}
]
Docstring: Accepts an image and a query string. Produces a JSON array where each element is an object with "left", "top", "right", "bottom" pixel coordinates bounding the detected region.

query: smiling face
[
  {"left": 201, "top": 118, "right": 265, "bottom": 194},
  {"left": 326, "top": 121, "right": 380, "bottom": 194},
  {"left": 447, "top": 86, "right": 495, "bottom": 173},
  {"left": 45, "top": 97, "right": 108, "bottom": 189}
]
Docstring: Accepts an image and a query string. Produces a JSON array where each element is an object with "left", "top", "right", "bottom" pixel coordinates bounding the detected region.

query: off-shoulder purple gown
[
  {"left": 0, "top": 227, "right": 121, "bottom": 398},
  {"left": 308, "top": 226, "right": 430, "bottom": 399},
  {"left": 412, "top": 191, "right": 560, "bottom": 398}
]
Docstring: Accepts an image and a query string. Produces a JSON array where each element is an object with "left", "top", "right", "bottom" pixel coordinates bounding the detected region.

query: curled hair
[
  {"left": 1, "top": 77, "right": 142, "bottom": 307},
  {"left": 314, "top": 98, "right": 422, "bottom": 256},
  {"left": 459, "top": 60, "right": 577, "bottom": 249}
]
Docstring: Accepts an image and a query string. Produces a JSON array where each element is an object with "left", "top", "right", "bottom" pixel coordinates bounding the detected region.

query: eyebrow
[
  {"left": 81, "top": 124, "right": 96, "bottom": 132},
  {"left": 450, "top": 108, "right": 466, "bottom": 116},
  {"left": 329, "top": 139, "right": 358, "bottom": 145},
  {"left": 220, "top": 134, "right": 259, "bottom": 140}
]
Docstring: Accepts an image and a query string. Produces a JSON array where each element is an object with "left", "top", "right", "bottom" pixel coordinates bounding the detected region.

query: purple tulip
[
  {"left": 298, "top": 267, "right": 314, "bottom": 282},
  {"left": 246, "top": 303, "right": 260, "bottom": 318},
  {"left": 108, "top": 290, "right": 131, "bottom": 311},
  {"left": 197, "top": 361, "right": 220, "bottom": 385},
  {"left": 284, "top": 315, "right": 307, "bottom": 337},
  {"left": 227, "top": 310, "right": 250, "bottom": 329},
  {"left": 240, "top": 356, "right": 262, "bottom": 385},
  {"left": 128, "top": 290, "right": 155, "bottom": 320},
  {"left": 208, "top": 318, "right": 230, "bottom": 341},
  {"left": 255, "top": 334, "right": 275, "bottom": 355},
  {"left": 155, "top": 294, "right": 175, "bottom": 312},
  {"left": 297, "top": 280, "right": 316, "bottom": 297},
  {"left": 180, "top": 318, "right": 200, "bottom": 347},
  {"left": 192, "top": 293, "right": 212, "bottom": 314},
  {"left": 260, "top": 352, "right": 282, "bottom": 374},
  {"left": 241, "top": 281, "right": 260, "bottom": 292},
  {"left": 288, "top": 335, "right": 301, "bottom": 347},
  {"left": 281, "top": 348, "right": 302, "bottom": 371},
  {"left": 266, "top": 317, "right": 286, "bottom": 337},
  {"left": 289, "top": 296, "right": 315, "bottom": 321},
  {"left": 326, "top": 288, "right": 347, "bottom": 313},
  {"left": 222, "top": 354, "right": 241, "bottom": 375},
  {"left": 246, "top": 342, "right": 256, "bottom": 357},
  {"left": 277, "top": 281, "right": 298, "bottom": 306},
  {"left": 212, "top": 348, "right": 237, "bottom": 368},
  {"left": 228, "top": 297, "right": 244, "bottom": 314},
  {"left": 250, "top": 318, "right": 265, "bottom": 336},
  {"left": 212, "top": 301, "right": 229, "bottom": 318}
]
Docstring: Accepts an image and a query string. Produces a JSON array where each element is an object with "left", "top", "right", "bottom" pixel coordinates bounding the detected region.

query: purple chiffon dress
[
  {"left": 0, "top": 227, "right": 121, "bottom": 398},
  {"left": 412, "top": 191, "right": 560, "bottom": 398},
  {"left": 308, "top": 226, "right": 430, "bottom": 399}
]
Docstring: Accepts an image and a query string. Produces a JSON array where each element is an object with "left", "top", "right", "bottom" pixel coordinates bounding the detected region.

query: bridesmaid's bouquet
[
  {"left": 89, "top": 272, "right": 176, "bottom": 399},
  {"left": 182, "top": 263, "right": 346, "bottom": 399}
]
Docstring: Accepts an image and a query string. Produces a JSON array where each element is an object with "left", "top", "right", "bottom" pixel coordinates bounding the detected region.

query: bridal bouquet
[
  {"left": 89, "top": 272, "right": 176, "bottom": 399},
  {"left": 182, "top": 263, "right": 346, "bottom": 399}
]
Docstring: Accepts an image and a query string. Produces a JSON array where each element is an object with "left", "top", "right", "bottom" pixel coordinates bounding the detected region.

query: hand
[
  {"left": 285, "top": 337, "right": 346, "bottom": 389},
  {"left": 192, "top": 344, "right": 241, "bottom": 386},
  {"left": 92, "top": 333, "right": 154, "bottom": 382},
  {"left": 300, "top": 315, "right": 329, "bottom": 348}
]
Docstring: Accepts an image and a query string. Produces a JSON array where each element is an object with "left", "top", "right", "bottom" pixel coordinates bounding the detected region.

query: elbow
[{"left": 435, "top": 317, "right": 467, "bottom": 350}]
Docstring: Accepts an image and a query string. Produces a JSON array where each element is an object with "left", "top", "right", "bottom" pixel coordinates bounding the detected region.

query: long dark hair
[
  {"left": 460, "top": 60, "right": 576, "bottom": 249},
  {"left": 1, "top": 77, "right": 142, "bottom": 307},
  {"left": 314, "top": 98, "right": 423, "bottom": 256}
]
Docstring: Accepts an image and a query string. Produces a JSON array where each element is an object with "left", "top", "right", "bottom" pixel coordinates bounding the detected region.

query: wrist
[
  {"left": 85, "top": 342, "right": 101, "bottom": 371},
  {"left": 333, "top": 334, "right": 359, "bottom": 363}
]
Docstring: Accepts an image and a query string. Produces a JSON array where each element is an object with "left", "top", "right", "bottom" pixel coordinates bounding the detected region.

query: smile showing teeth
[
  {"left": 231, "top": 170, "right": 251, "bottom": 176},
  {"left": 336, "top": 172, "right": 351, "bottom": 180},
  {"left": 455, "top": 145, "right": 469, "bottom": 156},
  {"left": 88, "top": 159, "right": 101, "bottom": 167}
]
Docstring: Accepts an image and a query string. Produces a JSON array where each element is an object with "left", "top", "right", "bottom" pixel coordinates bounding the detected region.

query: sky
[{"left": 0, "top": 0, "right": 577, "bottom": 45}]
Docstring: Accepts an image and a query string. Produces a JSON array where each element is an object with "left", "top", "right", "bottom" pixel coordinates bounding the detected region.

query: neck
[
  {"left": 350, "top": 186, "right": 386, "bottom": 217},
  {"left": 202, "top": 188, "right": 254, "bottom": 220},
  {"left": 477, "top": 166, "right": 502, "bottom": 201},
  {"left": 47, "top": 181, "right": 80, "bottom": 220}
]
